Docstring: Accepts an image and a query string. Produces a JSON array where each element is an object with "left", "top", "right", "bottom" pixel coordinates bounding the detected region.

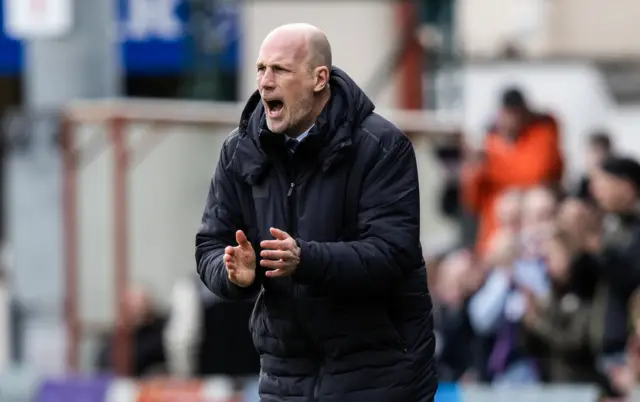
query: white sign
[{"left": 4, "top": 0, "right": 73, "bottom": 39}]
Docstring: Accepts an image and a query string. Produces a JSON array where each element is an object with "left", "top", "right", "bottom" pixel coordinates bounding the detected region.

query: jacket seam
[
  {"left": 223, "top": 129, "right": 241, "bottom": 171},
  {"left": 360, "top": 126, "right": 389, "bottom": 154}
]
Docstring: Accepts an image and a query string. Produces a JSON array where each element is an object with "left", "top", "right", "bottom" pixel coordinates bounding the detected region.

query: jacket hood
[{"left": 229, "top": 67, "right": 375, "bottom": 184}]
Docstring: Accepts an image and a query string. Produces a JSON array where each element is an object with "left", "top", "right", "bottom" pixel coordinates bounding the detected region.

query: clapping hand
[
  {"left": 224, "top": 230, "right": 256, "bottom": 288},
  {"left": 260, "top": 227, "right": 301, "bottom": 278}
]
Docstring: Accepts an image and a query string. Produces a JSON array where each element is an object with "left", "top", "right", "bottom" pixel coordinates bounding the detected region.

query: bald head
[
  {"left": 306, "top": 27, "right": 332, "bottom": 70},
  {"left": 256, "top": 23, "right": 332, "bottom": 136},
  {"left": 263, "top": 23, "right": 332, "bottom": 71}
]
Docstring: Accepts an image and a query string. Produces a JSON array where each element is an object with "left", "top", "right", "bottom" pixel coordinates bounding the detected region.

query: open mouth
[{"left": 265, "top": 99, "right": 284, "bottom": 117}]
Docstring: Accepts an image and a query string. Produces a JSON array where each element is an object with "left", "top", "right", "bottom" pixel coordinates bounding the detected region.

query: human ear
[{"left": 313, "top": 66, "right": 329, "bottom": 93}]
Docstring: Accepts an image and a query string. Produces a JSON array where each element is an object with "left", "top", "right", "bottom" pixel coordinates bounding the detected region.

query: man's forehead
[{"left": 258, "top": 33, "right": 308, "bottom": 64}]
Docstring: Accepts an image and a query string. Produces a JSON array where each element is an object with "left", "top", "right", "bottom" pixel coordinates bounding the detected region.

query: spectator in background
[
  {"left": 479, "top": 188, "right": 523, "bottom": 274},
  {"left": 467, "top": 186, "right": 561, "bottom": 385},
  {"left": 576, "top": 131, "right": 614, "bottom": 203},
  {"left": 467, "top": 189, "right": 548, "bottom": 385},
  {"left": 555, "top": 195, "right": 602, "bottom": 302},
  {"left": 557, "top": 196, "right": 603, "bottom": 254},
  {"left": 603, "top": 289, "right": 640, "bottom": 398},
  {"left": 468, "top": 187, "right": 560, "bottom": 385},
  {"left": 430, "top": 250, "right": 477, "bottom": 382},
  {"left": 519, "top": 187, "right": 558, "bottom": 261},
  {"left": 589, "top": 156, "right": 640, "bottom": 399},
  {"left": 520, "top": 227, "right": 599, "bottom": 383},
  {"left": 96, "top": 285, "right": 167, "bottom": 377},
  {"left": 462, "top": 87, "right": 564, "bottom": 258},
  {"left": 507, "top": 187, "right": 559, "bottom": 304},
  {"left": 493, "top": 188, "right": 523, "bottom": 238}
]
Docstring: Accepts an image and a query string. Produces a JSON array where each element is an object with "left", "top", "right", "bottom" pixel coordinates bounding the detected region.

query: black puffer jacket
[{"left": 196, "top": 67, "right": 437, "bottom": 402}]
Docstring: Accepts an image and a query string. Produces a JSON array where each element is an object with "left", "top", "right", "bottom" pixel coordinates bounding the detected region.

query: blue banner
[
  {"left": 0, "top": 0, "right": 239, "bottom": 75},
  {"left": 0, "top": 3, "right": 22, "bottom": 74}
]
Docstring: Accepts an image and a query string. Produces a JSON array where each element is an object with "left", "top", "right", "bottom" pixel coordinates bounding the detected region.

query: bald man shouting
[{"left": 196, "top": 23, "right": 437, "bottom": 401}]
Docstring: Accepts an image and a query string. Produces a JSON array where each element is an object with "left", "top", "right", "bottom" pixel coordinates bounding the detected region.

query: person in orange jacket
[{"left": 462, "top": 87, "right": 564, "bottom": 258}]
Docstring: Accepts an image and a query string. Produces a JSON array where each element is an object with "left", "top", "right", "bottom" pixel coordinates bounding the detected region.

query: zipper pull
[{"left": 287, "top": 182, "right": 295, "bottom": 197}]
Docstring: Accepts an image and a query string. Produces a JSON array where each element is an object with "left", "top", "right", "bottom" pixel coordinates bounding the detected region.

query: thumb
[
  {"left": 270, "top": 227, "right": 290, "bottom": 240},
  {"left": 236, "top": 230, "right": 250, "bottom": 248}
]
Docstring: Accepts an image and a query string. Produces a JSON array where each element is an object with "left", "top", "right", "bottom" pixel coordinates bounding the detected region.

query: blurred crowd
[{"left": 431, "top": 88, "right": 640, "bottom": 400}]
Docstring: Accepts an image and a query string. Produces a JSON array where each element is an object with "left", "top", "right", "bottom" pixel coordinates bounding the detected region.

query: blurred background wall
[{"left": 458, "top": 0, "right": 640, "bottom": 58}]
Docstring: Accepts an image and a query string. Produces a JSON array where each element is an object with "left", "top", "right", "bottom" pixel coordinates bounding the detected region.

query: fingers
[
  {"left": 265, "top": 269, "right": 287, "bottom": 278},
  {"left": 225, "top": 245, "right": 238, "bottom": 270},
  {"left": 260, "top": 259, "right": 286, "bottom": 270},
  {"left": 260, "top": 239, "right": 289, "bottom": 250},
  {"left": 260, "top": 260, "right": 294, "bottom": 280},
  {"left": 269, "top": 227, "right": 290, "bottom": 240},
  {"left": 223, "top": 246, "right": 237, "bottom": 266},
  {"left": 236, "top": 230, "right": 251, "bottom": 248},
  {"left": 261, "top": 229, "right": 295, "bottom": 250},
  {"left": 260, "top": 249, "right": 292, "bottom": 260},
  {"left": 226, "top": 255, "right": 241, "bottom": 282},
  {"left": 236, "top": 230, "right": 248, "bottom": 245},
  {"left": 225, "top": 261, "right": 237, "bottom": 273},
  {"left": 256, "top": 229, "right": 296, "bottom": 279}
]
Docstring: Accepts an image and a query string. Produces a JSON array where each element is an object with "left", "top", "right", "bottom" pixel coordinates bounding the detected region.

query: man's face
[
  {"left": 497, "top": 107, "right": 523, "bottom": 137},
  {"left": 591, "top": 168, "right": 637, "bottom": 212},
  {"left": 256, "top": 35, "right": 316, "bottom": 135}
]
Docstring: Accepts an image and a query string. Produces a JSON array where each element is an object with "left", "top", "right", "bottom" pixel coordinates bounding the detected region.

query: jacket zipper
[
  {"left": 286, "top": 158, "right": 299, "bottom": 302},
  {"left": 287, "top": 163, "right": 298, "bottom": 245},
  {"left": 287, "top": 153, "right": 322, "bottom": 401},
  {"left": 286, "top": 150, "right": 298, "bottom": 237}
]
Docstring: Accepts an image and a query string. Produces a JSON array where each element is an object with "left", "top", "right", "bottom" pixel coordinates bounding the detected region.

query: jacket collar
[{"left": 228, "top": 67, "right": 374, "bottom": 185}]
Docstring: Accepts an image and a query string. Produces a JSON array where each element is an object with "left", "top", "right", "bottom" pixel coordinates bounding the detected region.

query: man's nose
[{"left": 259, "top": 69, "right": 276, "bottom": 90}]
